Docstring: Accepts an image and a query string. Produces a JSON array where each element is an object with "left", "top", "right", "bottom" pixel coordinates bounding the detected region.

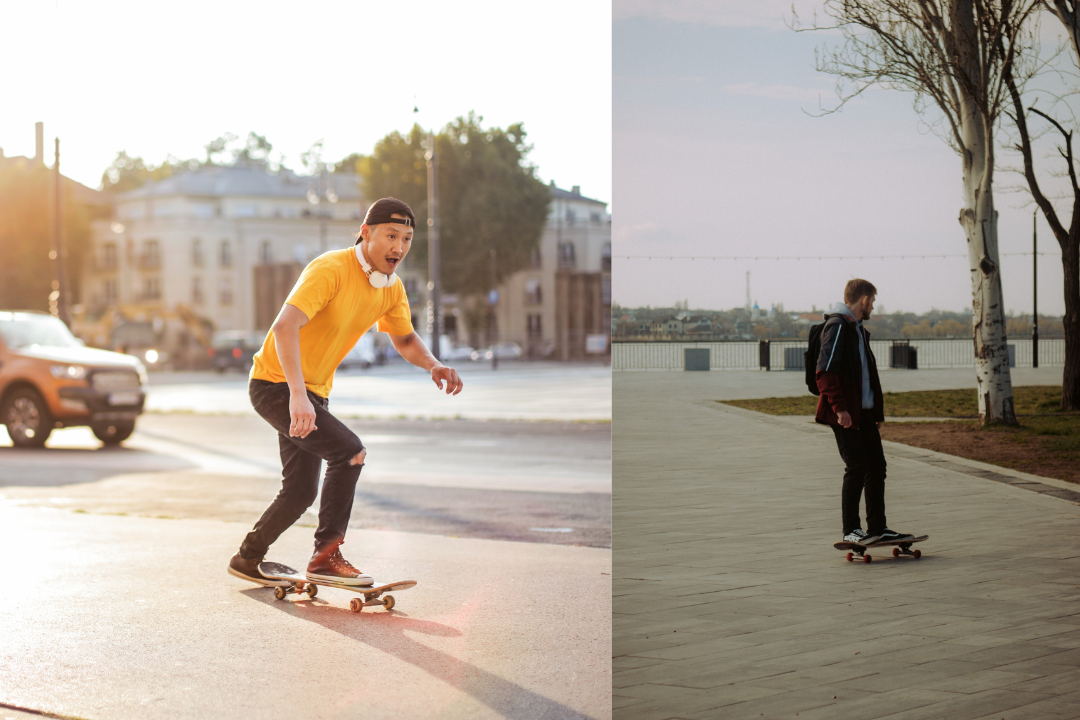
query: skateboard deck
[
  {"left": 258, "top": 561, "right": 416, "bottom": 612},
  {"left": 833, "top": 535, "right": 928, "bottom": 563}
]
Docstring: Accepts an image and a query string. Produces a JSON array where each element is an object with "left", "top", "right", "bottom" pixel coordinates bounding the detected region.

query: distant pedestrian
[
  {"left": 815, "top": 278, "right": 909, "bottom": 544},
  {"left": 228, "top": 197, "right": 463, "bottom": 586}
]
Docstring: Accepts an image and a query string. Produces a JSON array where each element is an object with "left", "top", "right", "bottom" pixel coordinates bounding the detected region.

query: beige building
[
  {"left": 492, "top": 183, "right": 611, "bottom": 359},
  {"left": 84, "top": 162, "right": 428, "bottom": 340}
]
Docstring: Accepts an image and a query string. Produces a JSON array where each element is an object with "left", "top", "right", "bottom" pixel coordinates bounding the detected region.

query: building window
[
  {"left": 558, "top": 242, "right": 576, "bottom": 269},
  {"left": 260, "top": 240, "right": 273, "bottom": 265},
  {"left": 220, "top": 277, "right": 233, "bottom": 306},
  {"left": 404, "top": 278, "right": 419, "bottom": 301},
  {"left": 143, "top": 276, "right": 161, "bottom": 301},
  {"left": 192, "top": 277, "right": 204, "bottom": 305},
  {"left": 101, "top": 242, "right": 118, "bottom": 271},
  {"left": 530, "top": 246, "right": 542, "bottom": 268},
  {"left": 591, "top": 211, "right": 602, "bottom": 223},
  {"left": 525, "top": 278, "right": 542, "bottom": 305},
  {"left": 220, "top": 240, "right": 232, "bottom": 268},
  {"left": 103, "top": 278, "right": 118, "bottom": 303},
  {"left": 565, "top": 208, "right": 576, "bottom": 225},
  {"left": 193, "top": 238, "right": 204, "bottom": 267},
  {"left": 143, "top": 240, "right": 161, "bottom": 269},
  {"left": 527, "top": 314, "right": 542, "bottom": 337},
  {"left": 602, "top": 243, "right": 611, "bottom": 272}
]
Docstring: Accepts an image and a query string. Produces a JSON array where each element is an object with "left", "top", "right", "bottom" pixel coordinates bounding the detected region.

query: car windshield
[{"left": 0, "top": 313, "right": 82, "bottom": 349}]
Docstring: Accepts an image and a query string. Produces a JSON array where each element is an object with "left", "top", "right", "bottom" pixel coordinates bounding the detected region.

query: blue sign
[{"left": 488, "top": 289, "right": 499, "bottom": 305}]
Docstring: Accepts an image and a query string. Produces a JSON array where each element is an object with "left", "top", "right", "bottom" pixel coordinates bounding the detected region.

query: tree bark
[
  {"left": 1064, "top": 237, "right": 1080, "bottom": 409},
  {"left": 954, "top": 0, "right": 1017, "bottom": 425}
]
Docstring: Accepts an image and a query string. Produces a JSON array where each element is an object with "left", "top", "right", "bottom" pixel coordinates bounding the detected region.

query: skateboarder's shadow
[{"left": 243, "top": 589, "right": 596, "bottom": 720}]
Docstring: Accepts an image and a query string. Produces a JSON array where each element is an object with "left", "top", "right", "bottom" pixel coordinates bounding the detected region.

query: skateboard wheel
[
  {"left": 846, "top": 553, "right": 853, "bottom": 562},
  {"left": 274, "top": 586, "right": 287, "bottom": 600},
  {"left": 893, "top": 547, "right": 901, "bottom": 558},
  {"left": 350, "top": 598, "right": 363, "bottom": 613},
  {"left": 383, "top": 595, "right": 395, "bottom": 610},
  {"left": 306, "top": 584, "right": 318, "bottom": 598},
  {"left": 913, "top": 549, "right": 921, "bottom": 559},
  {"left": 863, "top": 554, "right": 872, "bottom": 563}
]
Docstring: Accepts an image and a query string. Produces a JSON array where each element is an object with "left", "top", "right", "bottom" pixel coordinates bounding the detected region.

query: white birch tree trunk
[{"left": 956, "top": 88, "right": 1017, "bottom": 425}]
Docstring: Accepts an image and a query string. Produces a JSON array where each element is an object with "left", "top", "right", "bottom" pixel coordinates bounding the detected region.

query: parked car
[
  {"left": 0, "top": 310, "right": 148, "bottom": 447},
  {"left": 470, "top": 341, "right": 523, "bottom": 361},
  {"left": 208, "top": 330, "right": 266, "bottom": 373},
  {"left": 442, "top": 341, "right": 476, "bottom": 362}
]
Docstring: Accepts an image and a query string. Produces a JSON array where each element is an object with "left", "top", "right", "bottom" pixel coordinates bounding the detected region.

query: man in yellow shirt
[{"left": 228, "top": 197, "right": 463, "bottom": 586}]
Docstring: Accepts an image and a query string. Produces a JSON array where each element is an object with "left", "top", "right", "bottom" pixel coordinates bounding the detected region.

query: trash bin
[
  {"left": 891, "top": 340, "right": 917, "bottom": 369},
  {"left": 684, "top": 348, "right": 710, "bottom": 371},
  {"left": 759, "top": 340, "right": 770, "bottom": 371}
]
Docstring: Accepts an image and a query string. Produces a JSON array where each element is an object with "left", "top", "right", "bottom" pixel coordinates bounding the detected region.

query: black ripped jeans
[
  {"left": 240, "top": 379, "right": 365, "bottom": 560},
  {"left": 831, "top": 420, "right": 887, "bottom": 537}
]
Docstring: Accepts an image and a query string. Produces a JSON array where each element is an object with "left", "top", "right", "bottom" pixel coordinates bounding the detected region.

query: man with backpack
[{"left": 808, "top": 279, "right": 910, "bottom": 545}]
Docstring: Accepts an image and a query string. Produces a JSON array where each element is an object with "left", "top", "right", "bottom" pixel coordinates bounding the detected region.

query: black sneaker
[
  {"left": 876, "top": 527, "right": 912, "bottom": 542},
  {"left": 843, "top": 529, "right": 868, "bottom": 544},
  {"left": 307, "top": 546, "right": 374, "bottom": 586},
  {"left": 228, "top": 552, "right": 288, "bottom": 586}
]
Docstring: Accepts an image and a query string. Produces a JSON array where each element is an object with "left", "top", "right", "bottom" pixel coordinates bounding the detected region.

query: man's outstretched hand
[{"left": 431, "top": 365, "right": 464, "bottom": 395}]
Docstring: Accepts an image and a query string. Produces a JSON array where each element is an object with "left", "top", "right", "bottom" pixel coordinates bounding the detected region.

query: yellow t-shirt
[{"left": 250, "top": 247, "right": 413, "bottom": 397}]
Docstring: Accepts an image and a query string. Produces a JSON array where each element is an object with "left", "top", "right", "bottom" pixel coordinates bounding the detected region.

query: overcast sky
[
  {"left": 0, "top": 1, "right": 610, "bottom": 207},
  {"left": 613, "top": 0, "right": 1070, "bottom": 316}
]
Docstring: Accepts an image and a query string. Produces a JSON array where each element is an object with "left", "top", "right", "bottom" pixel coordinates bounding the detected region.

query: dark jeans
[
  {"left": 831, "top": 421, "right": 887, "bottom": 536},
  {"left": 239, "top": 379, "right": 365, "bottom": 560}
]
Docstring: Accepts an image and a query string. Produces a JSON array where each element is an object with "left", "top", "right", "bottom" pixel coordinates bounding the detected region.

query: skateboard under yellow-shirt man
[{"left": 228, "top": 197, "right": 463, "bottom": 586}]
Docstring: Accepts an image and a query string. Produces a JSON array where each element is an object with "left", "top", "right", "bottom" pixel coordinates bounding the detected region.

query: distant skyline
[
  {"left": 0, "top": 1, "right": 611, "bottom": 207},
  {"left": 613, "top": 0, "right": 1070, "bottom": 316}
]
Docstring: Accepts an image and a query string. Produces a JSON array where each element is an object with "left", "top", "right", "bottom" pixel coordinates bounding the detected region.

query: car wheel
[
  {"left": 3, "top": 387, "right": 53, "bottom": 448},
  {"left": 92, "top": 421, "right": 136, "bottom": 446}
]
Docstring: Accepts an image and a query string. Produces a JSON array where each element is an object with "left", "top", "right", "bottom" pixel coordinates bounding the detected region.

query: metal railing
[{"left": 612, "top": 338, "right": 1066, "bottom": 371}]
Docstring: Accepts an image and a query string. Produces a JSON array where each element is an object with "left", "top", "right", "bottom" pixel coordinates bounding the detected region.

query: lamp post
[
  {"left": 426, "top": 131, "right": 441, "bottom": 362},
  {"left": 51, "top": 137, "right": 70, "bottom": 326},
  {"left": 1033, "top": 209, "right": 1039, "bottom": 369}
]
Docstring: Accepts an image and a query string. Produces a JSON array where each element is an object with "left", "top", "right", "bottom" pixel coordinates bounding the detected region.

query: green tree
[
  {"left": 355, "top": 113, "right": 550, "bottom": 297},
  {"left": 0, "top": 159, "right": 92, "bottom": 311}
]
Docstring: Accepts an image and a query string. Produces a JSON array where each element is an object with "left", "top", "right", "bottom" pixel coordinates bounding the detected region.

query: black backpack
[{"left": 804, "top": 323, "right": 825, "bottom": 396}]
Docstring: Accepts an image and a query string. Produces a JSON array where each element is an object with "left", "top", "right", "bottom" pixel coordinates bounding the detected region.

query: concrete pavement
[
  {"left": 614, "top": 368, "right": 1080, "bottom": 720},
  {"left": 145, "top": 362, "right": 612, "bottom": 421},
  {"left": 0, "top": 505, "right": 610, "bottom": 720}
]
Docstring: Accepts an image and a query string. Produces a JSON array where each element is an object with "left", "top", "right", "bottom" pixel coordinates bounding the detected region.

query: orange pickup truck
[{"left": 0, "top": 310, "right": 148, "bottom": 447}]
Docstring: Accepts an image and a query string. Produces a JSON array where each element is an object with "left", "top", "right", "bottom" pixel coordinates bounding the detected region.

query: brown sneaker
[
  {"left": 306, "top": 546, "right": 374, "bottom": 586},
  {"left": 227, "top": 552, "right": 289, "bottom": 587}
]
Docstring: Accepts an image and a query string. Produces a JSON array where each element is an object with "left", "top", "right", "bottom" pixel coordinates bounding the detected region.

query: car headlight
[
  {"left": 144, "top": 349, "right": 159, "bottom": 364},
  {"left": 50, "top": 364, "right": 86, "bottom": 380}
]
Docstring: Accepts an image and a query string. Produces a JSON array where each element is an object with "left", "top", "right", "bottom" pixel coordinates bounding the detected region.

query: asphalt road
[{"left": 0, "top": 413, "right": 612, "bottom": 549}]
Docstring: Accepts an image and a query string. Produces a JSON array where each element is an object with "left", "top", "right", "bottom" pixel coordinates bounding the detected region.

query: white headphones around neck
[{"left": 354, "top": 243, "right": 397, "bottom": 289}]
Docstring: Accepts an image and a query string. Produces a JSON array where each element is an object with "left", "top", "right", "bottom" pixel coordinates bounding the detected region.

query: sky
[
  {"left": 0, "top": 1, "right": 611, "bottom": 207},
  {"left": 613, "top": 0, "right": 1070, "bottom": 316}
]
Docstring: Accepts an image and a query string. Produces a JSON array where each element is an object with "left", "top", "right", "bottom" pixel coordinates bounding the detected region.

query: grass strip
[
  {"left": 718, "top": 386, "right": 1079, "bottom": 485},
  {"left": 719, "top": 385, "right": 1068, "bottom": 418}
]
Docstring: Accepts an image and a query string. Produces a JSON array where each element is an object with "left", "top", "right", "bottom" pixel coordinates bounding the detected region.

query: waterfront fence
[{"left": 612, "top": 338, "right": 1065, "bottom": 372}]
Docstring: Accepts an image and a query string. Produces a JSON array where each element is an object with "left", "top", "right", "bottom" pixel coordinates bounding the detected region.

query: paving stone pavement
[{"left": 613, "top": 371, "right": 1080, "bottom": 720}]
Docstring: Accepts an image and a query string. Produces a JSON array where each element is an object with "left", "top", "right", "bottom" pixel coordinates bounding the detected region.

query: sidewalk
[
  {"left": 0, "top": 506, "right": 610, "bottom": 720},
  {"left": 614, "top": 370, "right": 1080, "bottom": 720}
]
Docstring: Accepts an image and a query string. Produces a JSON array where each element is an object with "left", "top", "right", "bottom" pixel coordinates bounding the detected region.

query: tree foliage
[
  {"left": 354, "top": 113, "right": 551, "bottom": 298},
  {"left": 0, "top": 159, "right": 91, "bottom": 311}
]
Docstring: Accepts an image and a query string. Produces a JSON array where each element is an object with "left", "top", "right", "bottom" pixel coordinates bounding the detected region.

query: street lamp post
[
  {"left": 1033, "top": 209, "right": 1039, "bottom": 369},
  {"left": 426, "top": 131, "right": 441, "bottom": 362},
  {"left": 52, "top": 137, "right": 70, "bottom": 326}
]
